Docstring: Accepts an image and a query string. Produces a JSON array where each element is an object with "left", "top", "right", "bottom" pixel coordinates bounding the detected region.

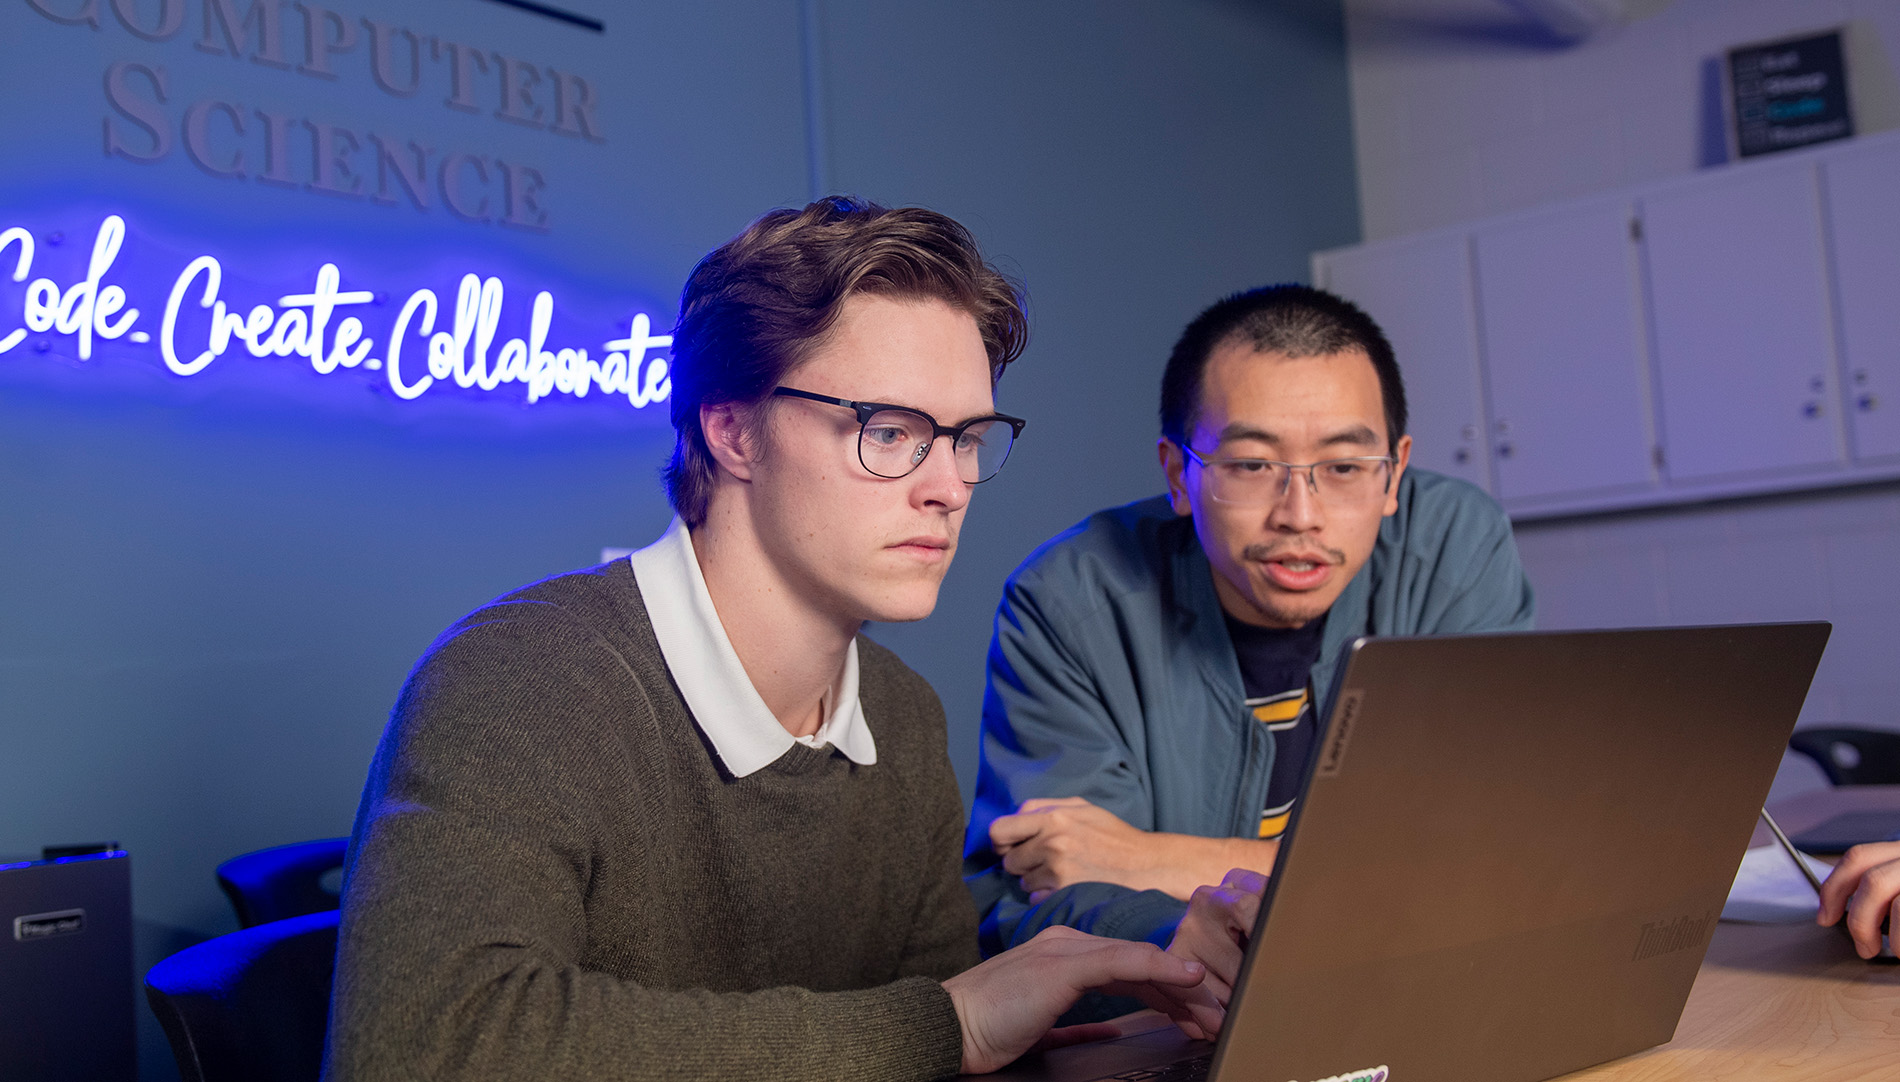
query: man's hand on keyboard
[{"left": 1166, "top": 867, "right": 1268, "bottom": 1004}]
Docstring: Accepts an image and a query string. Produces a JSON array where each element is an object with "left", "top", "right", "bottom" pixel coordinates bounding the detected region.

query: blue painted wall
[
  {"left": 0, "top": 2, "right": 1357, "bottom": 1077},
  {"left": 823, "top": 2, "right": 1362, "bottom": 774}
]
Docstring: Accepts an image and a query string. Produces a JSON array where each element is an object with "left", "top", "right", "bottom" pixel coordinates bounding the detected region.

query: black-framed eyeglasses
[
  {"left": 1177, "top": 442, "right": 1396, "bottom": 506},
  {"left": 773, "top": 387, "right": 1027, "bottom": 484}
]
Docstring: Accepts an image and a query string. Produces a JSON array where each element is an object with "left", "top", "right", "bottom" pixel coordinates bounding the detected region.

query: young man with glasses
[
  {"left": 324, "top": 199, "right": 1225, "bottom": 1082},
  {"left": 963, "top": 285, "right": 1535, "bottom": 987}
]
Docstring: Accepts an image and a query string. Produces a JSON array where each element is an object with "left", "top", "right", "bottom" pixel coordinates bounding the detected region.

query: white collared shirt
[{"left": 629, "top": 518, "right": 877, "bottom": 777}]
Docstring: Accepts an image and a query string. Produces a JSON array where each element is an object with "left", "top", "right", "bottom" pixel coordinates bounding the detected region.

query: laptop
[{"left": 975, "top": 622, "right": 1832, "bottom": 1082}]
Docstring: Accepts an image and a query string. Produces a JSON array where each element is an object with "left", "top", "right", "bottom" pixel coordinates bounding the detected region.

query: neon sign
[{"left": 0, "top": 214, "right": 671, "bottom": 409}]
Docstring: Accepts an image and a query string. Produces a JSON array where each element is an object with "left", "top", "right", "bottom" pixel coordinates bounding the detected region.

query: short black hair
[{"left": 1159, "top": 284, "right": 1406, "bottom": 452}]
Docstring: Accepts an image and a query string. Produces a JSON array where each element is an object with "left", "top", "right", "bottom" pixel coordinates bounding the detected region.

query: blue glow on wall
[{"left": 1, "top": 211, "right": 672, "bottom": 415}]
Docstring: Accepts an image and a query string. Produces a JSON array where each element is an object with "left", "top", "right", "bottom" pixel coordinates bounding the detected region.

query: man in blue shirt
[{"left": 965, "top": 285, "right": 1536, "bottom": 965}]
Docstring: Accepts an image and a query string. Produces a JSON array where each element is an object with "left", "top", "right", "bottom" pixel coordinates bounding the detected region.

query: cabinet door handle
[
  {"left": 1497, "top": 442, "right": 1515, "bottom": 459},
  {"left": 1803, "top": 401, "right": 1823, "bottom": 419},
  {"left": 1859, "top": 394, "right": 1879, "bottom": 412},
  {"left": 1452, "top": 447, "right": 1470, "bottom": 465}
]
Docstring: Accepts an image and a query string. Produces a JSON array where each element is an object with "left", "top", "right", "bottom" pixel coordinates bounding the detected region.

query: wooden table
[{"left": 1554, "top": 786, "right": 1900, "bottom": 1081}]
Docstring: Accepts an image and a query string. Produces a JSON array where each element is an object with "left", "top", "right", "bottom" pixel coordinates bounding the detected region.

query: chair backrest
[
  {"left": 144, "top": 909, "right": 338, "bottom": 1082},
  {"left": 1788, "top": 727, "right": 1900, "bottom": 786},
  {"left": 216, "top": 838, "right": 348, "bottom": 928}
]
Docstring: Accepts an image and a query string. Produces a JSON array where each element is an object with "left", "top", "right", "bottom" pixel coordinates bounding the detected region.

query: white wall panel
[
  {"left": 1640, "top": 164, "right": 1845, "bottom": 482},
  {"left": 1823, "top": 139, "right": 1900, "bottom": 461},
  {"left": 1475, "top": 199, "right": 1655, "bottom": 502}
]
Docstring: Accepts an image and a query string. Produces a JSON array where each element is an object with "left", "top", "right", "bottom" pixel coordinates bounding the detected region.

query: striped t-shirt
[{"left": 1223, "top": 613, "right": 1325, "bottom": 840}]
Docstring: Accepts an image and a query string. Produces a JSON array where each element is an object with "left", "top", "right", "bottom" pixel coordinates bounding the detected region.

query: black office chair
[
  {"left": 144, "top": 909, "right": 339, "bottom": 1082},
  {"left": 1788, "top": 727, "right": 1900, "bottom": 787},
  {"left": 216, "top": 838, "right": 347, "bottom": 928}
]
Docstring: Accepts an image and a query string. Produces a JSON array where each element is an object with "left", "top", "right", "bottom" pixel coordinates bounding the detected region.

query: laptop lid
[
  {"left": 977, "top": 622, "right": 1830, "bottom": 1082},
  {"left": 1211, "top": 622, "right": 1830, "bottom": 1082}
]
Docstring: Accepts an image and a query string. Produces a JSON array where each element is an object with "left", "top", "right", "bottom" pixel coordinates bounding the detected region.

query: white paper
[{"left": 1722, "top": 843, "right": 1834, "bottom": 923}]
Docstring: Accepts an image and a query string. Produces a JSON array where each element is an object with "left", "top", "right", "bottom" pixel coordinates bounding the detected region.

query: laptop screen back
[{"left": 1213, "top": 623, "right": 1830, "bottom": 1082}]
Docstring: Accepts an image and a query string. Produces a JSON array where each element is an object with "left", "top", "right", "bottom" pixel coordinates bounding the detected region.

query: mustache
[{"left": 1241, "top": 541, "right": 1346, "bottom": 565}]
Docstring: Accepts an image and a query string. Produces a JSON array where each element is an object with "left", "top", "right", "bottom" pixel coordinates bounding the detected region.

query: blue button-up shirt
[{"left": 964, "top": 469, "right": 1536, "bottom": 954}]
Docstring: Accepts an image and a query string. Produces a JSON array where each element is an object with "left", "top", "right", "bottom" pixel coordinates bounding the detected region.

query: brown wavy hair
[{"left": 664, "top": 197, "right": 1027, "bottom": 525}]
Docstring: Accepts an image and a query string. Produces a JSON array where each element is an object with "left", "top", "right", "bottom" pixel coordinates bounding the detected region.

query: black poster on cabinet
[{"left": 1728, "top": 30, "right": 1854, "bottom": 159}]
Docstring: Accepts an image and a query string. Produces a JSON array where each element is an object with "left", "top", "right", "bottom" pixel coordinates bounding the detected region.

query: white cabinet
[
  {"left": 1312, "top": 129, "right": 1900, "bottom": 519},
  {"left": 1316, "top": 235, "right": 1491, "bottom": 492},
  {"left": 1473, "top": 200, "right": 1656, "bottom": 505},
  {"left": 1639, "top": 164, "right": 1846, "bottom": 484},
  {"left": 1822, "top": 140, "right": 1900, "bottom": 462}
]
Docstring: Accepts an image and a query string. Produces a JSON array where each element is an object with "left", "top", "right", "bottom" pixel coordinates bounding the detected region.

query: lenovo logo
[{"left": 1317, "top": 691, "right": 1364, "bottom": 778}]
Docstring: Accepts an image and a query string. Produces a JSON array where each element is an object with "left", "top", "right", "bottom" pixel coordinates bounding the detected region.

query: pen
[
  {"left": 1762, "top": 806, "right": 1895, "bottom": 960},
  {"left": 1758, "top": 807, "right": 1825, "bottom": 895}
]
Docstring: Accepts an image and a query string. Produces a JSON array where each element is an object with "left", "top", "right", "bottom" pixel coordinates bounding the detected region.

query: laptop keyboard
[{"left": 1103, "top": 1052, "right": 1213, "bottom": 1082}]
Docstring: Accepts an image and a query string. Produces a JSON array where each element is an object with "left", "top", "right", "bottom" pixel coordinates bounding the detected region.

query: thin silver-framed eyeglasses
[
  {"left": 773, "top": 387, "right": 1027, "bottom": 484},
  {"left": 1177, "top": 442, "right": 1395, "bottom": 505}
]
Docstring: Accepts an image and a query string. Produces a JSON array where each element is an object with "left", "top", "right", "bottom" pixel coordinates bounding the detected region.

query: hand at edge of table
[{"left": 1815, "top": 839, "right": 1900, "bottom": 959}]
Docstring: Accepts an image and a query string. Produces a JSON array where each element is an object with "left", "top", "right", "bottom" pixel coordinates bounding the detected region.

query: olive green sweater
[{"left": 324, "top": 561, "right": 979, "bottom": 1081}]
